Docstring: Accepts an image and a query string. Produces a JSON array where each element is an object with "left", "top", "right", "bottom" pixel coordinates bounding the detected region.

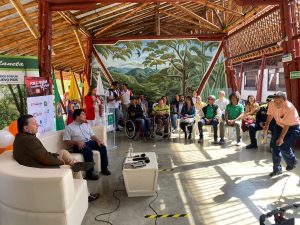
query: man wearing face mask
[{"left": 264, "top": 91, "right": 300, "bottom": 177}]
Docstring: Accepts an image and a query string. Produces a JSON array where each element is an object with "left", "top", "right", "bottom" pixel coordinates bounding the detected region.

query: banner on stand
[{"left": 25, "top": 77, "right": 54, "bottom": 134}]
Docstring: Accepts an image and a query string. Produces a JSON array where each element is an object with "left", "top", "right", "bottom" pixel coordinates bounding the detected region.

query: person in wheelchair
[
  {"left": 180, "top": 96, "right": 196, "bottom": 140},
  {"left": 128, "top": 96, "right": 151, "bottom": 137},
  {"left": 198, "top": 95, "right": 221, "bottom": 144},
  {"left": 152, "top": 98, "right": 170, "bottom": 138}
]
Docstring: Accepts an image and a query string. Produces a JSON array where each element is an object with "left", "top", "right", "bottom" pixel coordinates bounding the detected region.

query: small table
[{"left": 122, "top": 152, "right": 158, "bottom": 197}]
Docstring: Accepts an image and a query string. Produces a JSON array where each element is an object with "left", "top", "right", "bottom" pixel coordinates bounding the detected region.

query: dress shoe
[
  {"left": 245, "top": 144, "right": 258, "bottom": 149},
  {"left": 88, "top": 193, "right": 100, "bottom": 202},
  {"left": 71, "top": 162, "right": 95, "bottom": 173},
  {"left": 286, "top": 159, "right": 298, "bottom": 171},
  {"left": 101, "top": 168, "right": 111, "bottom": 176},
  {"left": 85, "top": 173, "right": 99, "bottom": 180},
  {"left": 269, "top": 170, "right": 282, "bottom": 177}
]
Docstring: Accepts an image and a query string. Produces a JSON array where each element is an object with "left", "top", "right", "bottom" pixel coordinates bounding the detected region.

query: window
[
  {"left": 268, "top": 68, "right": 285, "bottom": 91},
  {"left": 244, "top": 71, "right": 257, "bottom": 90}
]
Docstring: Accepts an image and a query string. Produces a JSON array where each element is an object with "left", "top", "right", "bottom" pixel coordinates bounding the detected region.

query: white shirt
[
  {"left": 120, "top": 89, "right": 132, "bottom": 105},
  {"left": 179, "top": 102, "right": 184, "bottom": 114},
  {"left": 215, "top": 98, "right": 229, "bottom": 112},
  {"left": 63, "top": 121, "right": 95, "bottom": 142},
  {"left": 107, "top": 89, "right": 120, "bottom": 109}
]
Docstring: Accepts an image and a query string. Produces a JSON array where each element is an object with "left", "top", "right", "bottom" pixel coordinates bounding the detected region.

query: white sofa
[
  {"left": 0, "top": 125, "right": 107, "bottom": 225},
  {"left": 38, "top": 125, "right": 107, "bottom": 173}
]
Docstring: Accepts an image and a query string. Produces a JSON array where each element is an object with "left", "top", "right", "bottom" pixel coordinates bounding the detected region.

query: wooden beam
[
  {"left": 160, "top": 9, "right": 216, "bottom": 32},
  {"left": 171, "top": 3, "right": 221, "bottom": 32},
  {"left": 224, "top": 5, "right": 266, "bottom": 32},
  {"left": 155, "top": 3, "right": 161, "bottom": 36},
  {"left": 197, "top": 1, "right": 243, "bottom": 17},
  {"left": 58, "top": 11, "right": 91, "bottom": 37},
  {"left": 94, "top": 2, "right": 149, "bottom": 37},
  {"left": 235, "top": 0, "right": 279, "bottom": 5},
  {"left": 197, "top": 41, "right": 224, "bottom": 94},
  {"left": 92, "top": 47, "right": 114, "bottom": 84},
  {"left": 9, "top": 0, "right": 39, "bottom": 39},
  {"left": 92, "top": 33, "right": 226, "bottom": 44},
  {"left": 73, "top": 29, "right": 86, "bottom": 60}
]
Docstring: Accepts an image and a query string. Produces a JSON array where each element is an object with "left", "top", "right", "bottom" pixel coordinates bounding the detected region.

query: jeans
[
  {"left": 171, "top": 114, "right": 178, "bottom": 129},
  {"left": 198, "top": 118, "right": 219, "bottom": 141},
  {"left": 135, "top": 117, "right": 151, "bottom": 133},
  {"left": 72, "top": 140, "right": 109, "bottom": 177},
  {"left": 271, "top": 124, "right": 300, "bottom": 172},
  {"left": 220, "top": 120, "right": 242, "bottom": 141}
]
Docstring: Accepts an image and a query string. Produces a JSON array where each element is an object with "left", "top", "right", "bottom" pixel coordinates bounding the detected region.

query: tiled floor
[{"left": 82, "top": 130, "right": 300, "bottom": 225}]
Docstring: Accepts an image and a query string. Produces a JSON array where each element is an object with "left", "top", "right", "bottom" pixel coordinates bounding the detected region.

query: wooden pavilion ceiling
[{"left": 0, "top": 0, "right": 268, "bottom": 74}]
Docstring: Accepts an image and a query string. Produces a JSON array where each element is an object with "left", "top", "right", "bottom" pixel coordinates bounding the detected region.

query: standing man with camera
[{"left": 107, "top": 81, "right": 120, "bottom": 131}]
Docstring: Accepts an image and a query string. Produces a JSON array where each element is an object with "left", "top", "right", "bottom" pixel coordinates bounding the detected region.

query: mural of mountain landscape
[{"left": 93, "top": 39, "right": 228, "bottom": 102}]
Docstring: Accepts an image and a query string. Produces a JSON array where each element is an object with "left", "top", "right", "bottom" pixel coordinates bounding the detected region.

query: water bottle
[{"left": 128, "top": 143, "right": 133, "bottom": 158}]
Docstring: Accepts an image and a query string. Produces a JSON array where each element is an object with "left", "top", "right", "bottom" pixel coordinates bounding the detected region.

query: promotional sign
[
  {"left": 0, "top": 55, "right": 39, "bottom": 85},
  {"left": 25, "top": 77, "right": 55, "bottom": 134},
  {"left": 290, "top": 71, "right": 300, "bottom": 79},
  {"left": 282, "top": 53, "right": 292, "bottom": 63},
  {"left": 25, "top": 77, "right": 53, "bottom": 97},
  {"left": 26, "top": 95, "right": 55, "bottom": 134}
]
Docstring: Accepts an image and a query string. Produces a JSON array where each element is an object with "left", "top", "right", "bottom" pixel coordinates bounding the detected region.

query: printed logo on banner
[{"left": 56, "top": 102, "right": 63, "bottom": 119}]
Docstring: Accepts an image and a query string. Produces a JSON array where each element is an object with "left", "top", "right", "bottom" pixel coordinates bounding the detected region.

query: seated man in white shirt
[
  {"left": 215, "top": 90, "right": 229, "bottom": 119},
  {"left": 63, "top": 109, "right": 110, "bottom": 180}
]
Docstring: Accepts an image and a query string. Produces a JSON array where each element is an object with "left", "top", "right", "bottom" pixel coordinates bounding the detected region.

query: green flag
[{"left": 52, "top": 70, "right": 65, "bottom": 131}]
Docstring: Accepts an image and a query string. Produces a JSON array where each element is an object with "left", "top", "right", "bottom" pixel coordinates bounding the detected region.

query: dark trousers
[
  {"left": 271, "top": 124, "right": 300, "bottom": 172},
  {"left": 249, "top": 123, "right": 275, "bottom": 146},
  {"left": 180, "top": 122, "right": 194, "bottom": 135},
  {"left": 73, "top": 140, "right": 108, "bottom": 177},
  {"left": 198, "top": 118, "right": 219, "bottom": 141}
]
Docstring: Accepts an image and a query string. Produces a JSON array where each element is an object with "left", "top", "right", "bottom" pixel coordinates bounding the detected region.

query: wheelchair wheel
[{"left": 125, "top": 120, "right": 136, "bottom": 139}]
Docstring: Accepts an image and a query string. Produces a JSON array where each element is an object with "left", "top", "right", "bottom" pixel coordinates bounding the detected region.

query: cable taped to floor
[{"left": 145, "top": 214, "right": 189, "bottom": 218}]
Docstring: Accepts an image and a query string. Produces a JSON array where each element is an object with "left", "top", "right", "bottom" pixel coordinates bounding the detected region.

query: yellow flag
[
  {"left": 83, "top": 75, "right": 89, "bottom": 97},
  {"left": 69, "top": 71, "right": 80, "bottom": 100}
]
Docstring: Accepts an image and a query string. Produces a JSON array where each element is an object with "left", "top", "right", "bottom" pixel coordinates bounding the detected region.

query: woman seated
[
  {"left": 242, "top": 95, "right": 259, "bottom": 132},
  {"left": 180, "top": 96, "right": 196, "bottom": 140}
]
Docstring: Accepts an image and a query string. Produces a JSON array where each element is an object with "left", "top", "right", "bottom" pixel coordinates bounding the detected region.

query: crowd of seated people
[{"left": 83, "top": 82, "right": 300, "bottom": 177}]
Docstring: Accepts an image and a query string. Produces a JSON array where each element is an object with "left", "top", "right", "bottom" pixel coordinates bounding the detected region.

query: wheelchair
[
  {"left": 125, "top": 117, "right": 153, "bottom": 139},
  {"left": 152, "top": 114, "right": 172, "bottom": 139}
]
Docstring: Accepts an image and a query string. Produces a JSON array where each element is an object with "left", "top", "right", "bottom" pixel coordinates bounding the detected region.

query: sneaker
[
  {"left": 198, "top": 138, "right": 203, "bottom": 144},
  {"left": 101, "top": 168, "right": 111, "bottom": 176},
  {"left": 286, "top": 159, "right": 298, "bottom": 171},
  {"left": 85, "top": 173, "right": 99, "bottom": 180},
  {"left": 245, "top": 144, "right": 258, "bottom": 149},
  {"left": 88, "top": 193, "right": 100, "bottom": 202},
  {"left": 269, "top": 170, "right": 283, "bottom": 177},
  {"left": 219, "top": 139, "right": 225, "bottom": 145},
  {"left": 71, "top": 162, "right": 95, "bottom": 173},
  {"left": 236, "top": 139, "right": 242, "bottom": 146}
]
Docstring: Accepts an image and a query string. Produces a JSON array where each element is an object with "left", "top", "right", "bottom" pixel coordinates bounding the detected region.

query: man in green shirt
[
  {"left": 220, "top": 92, "right": 244, "bottom": 145},
  {"left": 198, "top": 95, "right": 221, "bottom": 144}
]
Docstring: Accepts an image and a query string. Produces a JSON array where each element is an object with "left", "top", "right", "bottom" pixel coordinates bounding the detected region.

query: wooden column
[
  {"left": 40, "top": 2, "right": 52, "bottom": 77},
  {"left": 223, "top": 38, "right": 238, "bottom": 92},
  {"left": 196, "top": 41, "right": 224, "bottom": 94},
  {"left": 59, "top": 70, "right": 65, "bottom": 94},
  {"left": 85, "top": 38, "right": 92, "bottom": 85},
  {"left": 256, "top": 55, "right": 266, "bottom": 102},
  {"left": 238, "top": 62, "right": 244, "bottom": 94},
  {"left": 280, "top": 0, "right": 300, "bottom": 111}
]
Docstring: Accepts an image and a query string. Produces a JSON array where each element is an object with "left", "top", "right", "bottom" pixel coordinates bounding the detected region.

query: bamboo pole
[{"left": 9, "top": 0, "right": 39, "bottom": 39}]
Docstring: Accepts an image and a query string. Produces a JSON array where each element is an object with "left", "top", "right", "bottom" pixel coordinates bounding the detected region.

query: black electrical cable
[
  {"left": 148, "top": 191, "right": 159, "bottom": 225},
  {"left": 95, "top": 190, "right": 125, "bottom": 225}
]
